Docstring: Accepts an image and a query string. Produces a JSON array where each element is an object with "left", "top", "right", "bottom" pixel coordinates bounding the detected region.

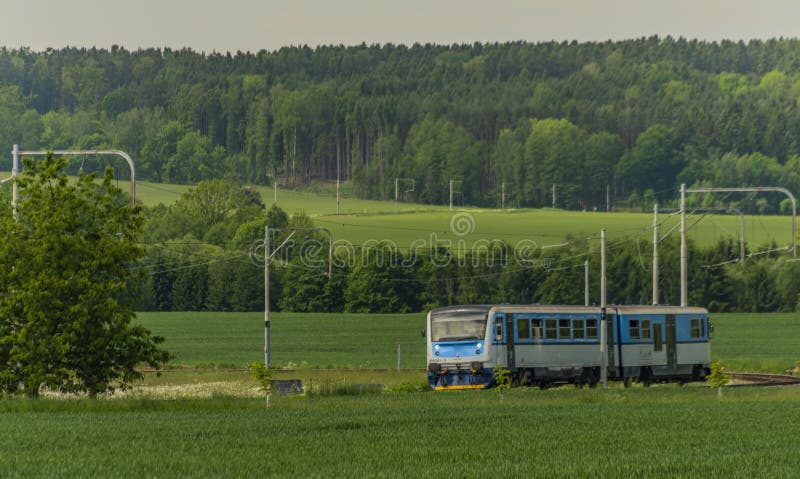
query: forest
[
  {"left": 2, "top": 38, "right": 800, "bottom": 209},
  {"left": 2, "top": 38, "right": 800, "bottom": 312}
]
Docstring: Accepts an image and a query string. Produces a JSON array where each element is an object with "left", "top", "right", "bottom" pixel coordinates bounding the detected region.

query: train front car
[{"left": 427, "top": 305, "right": 493, "bottom": 390}]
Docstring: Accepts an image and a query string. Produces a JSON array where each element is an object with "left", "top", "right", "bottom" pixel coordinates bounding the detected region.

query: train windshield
[{"left": 431, "top": 313, "right": 487, "bottom": 342}]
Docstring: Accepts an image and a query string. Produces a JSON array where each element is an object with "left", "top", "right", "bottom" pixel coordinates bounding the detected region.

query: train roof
[
  {"left": 614, "top": 305, "right": 708, "bottom": 315},
  {"left": 429, "top": 304, "right": 708, "bottom": 315}
]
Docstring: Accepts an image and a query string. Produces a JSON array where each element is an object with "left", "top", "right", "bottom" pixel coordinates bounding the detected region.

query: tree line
[
  {"left": 4, "top": 39, "right": 800, "bottom": 209},
  {"left": 131, "top": 182, "right": 800, "bottom": 313}
]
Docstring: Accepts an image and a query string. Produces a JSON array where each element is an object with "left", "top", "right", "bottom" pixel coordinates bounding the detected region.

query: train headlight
[
  {"left": 476, "top": 343, "right": 482, "bottom": 354},
  {"left": 434, "top": 344, "right": 440, "bottom": 350}
]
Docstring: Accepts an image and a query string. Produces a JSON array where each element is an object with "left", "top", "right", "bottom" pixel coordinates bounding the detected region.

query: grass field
[
  {"left": 137, "top": 311, "right": 800, "bottom": 374},
  {"left": 2, "top": 311, "right": 798, "bottom": 477},
  {"left": 3, "top": 387, "right": 800, "bottom": 477},
  {"left": 2, "top": 171, "right": 793, "bottom": 248}
]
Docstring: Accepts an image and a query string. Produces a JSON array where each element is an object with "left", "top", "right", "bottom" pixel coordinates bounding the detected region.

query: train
[{"left": 426, "top": 304, "right": 711, "bottom": 390}]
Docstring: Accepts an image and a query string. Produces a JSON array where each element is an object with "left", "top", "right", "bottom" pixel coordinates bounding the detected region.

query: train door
[
  {"left": 503, "top": 314, "right": 516, "bottom": 372},
  {"left": 666, "top": 314, "right": 677, "bottom": 371},
  {"left": 651, "top": 321, "right": 666, "bottom": 365}
]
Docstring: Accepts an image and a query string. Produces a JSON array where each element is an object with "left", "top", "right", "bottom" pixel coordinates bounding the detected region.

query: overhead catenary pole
[
  {"left": 552, "top": 183, "right": 556, "bottom": 209},
  {"left": 264, "top": 224, "right": 271, "bottom": 369},
  {"left": 449, "top": 179, "right": 454, "bottom": 211},
  {"left": 685, "top": 186, "right": 797, "bottom": 258},
  {"left": 501, "top": 182, "right": 506, "bottom": 209},
  {"left": 11, "top": 144, "right": 19, "bottom": 220},
  {"left": 263, "top": 227, "right": 333, "bottom": 370},
  {"left": 600, "top": 228, "right": 608, "bottom": 388},
  {"left": 606, "top": 183, "right": 610, "bottom": 212},
  {"left": 11, "top": 146, "right": 137, "bottom": 217},
  {"left": 652, "top": 203, "right": 659, "bottom": 305},
  {"left": 740, "top": 211, "right": 745, "bottom": 264},
  {"left": 680, "top": 184, "right": 687, "bottom": 307},
  {"left": 584, "top": 259, "right": 589, "bottom": 306}
]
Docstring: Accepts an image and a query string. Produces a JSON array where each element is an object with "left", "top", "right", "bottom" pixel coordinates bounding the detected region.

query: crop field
[
  {"left": 2, "top": 312, "right": 799, "bottom": 477},
  {"left": 3, "top": 387, "right": 800, "bottom": 477},
  {"left": 3, "top": 172, "right": 792, "bottom": 248},
  {"left": 137, "top": 311, "right": 800, "bottom": 374}
]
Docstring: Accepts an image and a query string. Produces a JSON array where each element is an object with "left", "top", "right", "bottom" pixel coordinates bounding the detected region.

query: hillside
[{"left": 2, "top": 39, "right": 800, "bottom": 211}]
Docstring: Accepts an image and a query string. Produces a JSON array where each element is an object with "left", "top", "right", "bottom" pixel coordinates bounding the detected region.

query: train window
[
  {"left": 586, "top": 319, "right": 598, "bottom": 339},
  {"left": 691, "top": 318, "right": 701, "bottom": 338},
  {"left": 701, "top": 318, "right": 706, "bottom": 338},
  {"left": 629, "top": 319, "right": 640, "bottom": 339},
  {"left": 532, "top": 319, "right": 543, "bottom": 340},
  {"left": 641, "top": 320, "right": 651, "bottom": 340},
  {"left": 559, "top": 319, "right": 571, "bottom": 339},
  {"left": 495, "top": 320, "right": 503, "bottom": 341},
  {"left": 573, "top": 319, "right": 585, "bottom": 339},
  {"left": 517, "top": 318, "right": 530, "bottom": 339},
  {"left": 545, "top": 319, "right": 557, "bottom": 339}
]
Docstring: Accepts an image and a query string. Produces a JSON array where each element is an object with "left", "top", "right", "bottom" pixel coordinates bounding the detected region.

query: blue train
[{"left": 427, "top": 305, "right": 711, "bottom": 390}]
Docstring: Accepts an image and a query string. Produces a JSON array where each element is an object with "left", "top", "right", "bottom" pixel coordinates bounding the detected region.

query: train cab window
[
  {"left": 545, "top": 319, "right": 557, "bottom": 339},
  {"left": 641, "top": 320, "right": 651, "bottom": 340},
  {"left": 691, "top": 318, "right": 701, "bottom": 338},
  {"left": 517, "top": 318, "right": 530, "bottom": 339},
  {"left": 532, "top": 319, "right": 543, "bottom": 340},
  {"left": 559, "top": 319, "right": 571, "bottom": 340},
  {"left": 629, "top": 319, "right": 640, "bottom": 339},
  {"left": 586, "top": 319, "right": 598, "bottom": 339},
  {"left": 573, "top": 319, "right": 585, "bottom": 339}
]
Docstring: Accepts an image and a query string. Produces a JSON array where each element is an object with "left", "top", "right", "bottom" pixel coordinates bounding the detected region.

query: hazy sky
[{"left": 3, "top": 0, "right": 800, "bottom": 53}]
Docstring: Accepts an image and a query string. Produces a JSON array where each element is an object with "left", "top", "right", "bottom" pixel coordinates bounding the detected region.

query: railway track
[{"left": 727, "top": 372, "right": 800, "bottom": 387}]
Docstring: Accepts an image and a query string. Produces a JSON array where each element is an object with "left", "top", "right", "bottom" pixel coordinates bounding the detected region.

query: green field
[
  {"left": 2, "top": 172, "right": 793, "bottom": 249},
  {"left": 3, "top": 387, "right": 800, "bottom": 477},
  {"left": 2, "top": 312, "right": 799, "bottom": 477},
  {"left": 137, "top": 311, "right": 800, "bottom": 374}
]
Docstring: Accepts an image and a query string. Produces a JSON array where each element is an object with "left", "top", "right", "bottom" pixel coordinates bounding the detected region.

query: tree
[{"left": 0, "top": 153, "right": 171, "bottom": 397}]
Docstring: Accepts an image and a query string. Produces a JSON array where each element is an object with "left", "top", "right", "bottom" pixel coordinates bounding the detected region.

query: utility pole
[
  {"left": 336, "top": 153, "right": 340, "bottom": 215},
  {"left": 740, "top": 212, "right": 745, "bottom": 264},
  {"left": 264, "top": 225, "right": 271, "bottom": 368},
  {"left": 652, "top": 203, "right": 659, "bottom": 305},
  {"left": 11, "top": 144, "right": 19, "bottom": 220},
  {"left": 600, "top": 228, "right": 607, "bottom": 388},
  {"left": 449, "top": 179, "right": 454, "bottom": 211},
  {"left": 584, "top": 259, "right": 589, "bottom": 306},
  {"left": 680, "top": 184, "right": 687, "bottom": 307},
  {"left": 264, "top": 227, "right": 333, "bottom": 370},
  {"left": 501, "top": 182, "right": 506, "bottom": 209},
  {"left": 606, "top": 183, "right": 610, "bottom": 212},
  {"left": 552, "top": 183, "right": 556, "bottom": 208},
  {"left": 395, "top": 178, "right": 399, "bottom": 212}
]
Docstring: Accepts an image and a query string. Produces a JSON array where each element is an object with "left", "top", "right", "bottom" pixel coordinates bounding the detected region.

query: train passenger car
[{"left": 427, "top": 304, "right": 710, "bottom": 390}]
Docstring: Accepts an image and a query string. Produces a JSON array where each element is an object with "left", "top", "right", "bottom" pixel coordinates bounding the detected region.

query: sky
[{"left": 3, "top": 0, "right": 800, "bottom": 53}]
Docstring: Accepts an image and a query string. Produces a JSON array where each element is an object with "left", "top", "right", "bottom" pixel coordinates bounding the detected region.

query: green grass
[
  {"left": 3, "top": 387, "right": 800, "bottom": 477},
  {"left": 312, "top": 208, "right": 796, "bottom": 248},
  {"left": 710, "top": 312, "right": 800, "bottom": 373},
  {"left": 137, "top": 311, "right": 427, "bottom": 369},
  {"left": 138, "top": 311, "right": 800, "bottom": 374},
  {"left": 3, "top": 171, "right": 792, "bottom": 248}
]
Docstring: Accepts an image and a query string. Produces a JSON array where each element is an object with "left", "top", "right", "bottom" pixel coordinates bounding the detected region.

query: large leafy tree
[{"left": 0, "top": 153, "right": 171, "bottom": 397}]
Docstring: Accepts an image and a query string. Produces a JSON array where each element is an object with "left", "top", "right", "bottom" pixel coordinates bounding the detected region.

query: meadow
[
  {"left": 2, "top": 387, "right": 800, "bottom": 477},
  {"left": 2, "top": 172, "right": 793, "bottom": 249},
  {"left": 135, "top": 311, "right": 800, "bottom": 374},
  {"left": 2, "top": 312, "right": 799, "bottom": 477}
]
